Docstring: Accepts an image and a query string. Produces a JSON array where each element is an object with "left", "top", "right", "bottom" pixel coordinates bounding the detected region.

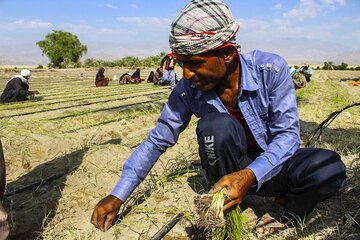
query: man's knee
[
  {"left": 290, "top": 148, "right": 346, "bottom": 194},
  {"left": 309, "top": 148, "right": 345, "bottom": 175},
  {"left": 272, "top": 148, "right": 346, "bottom": 216},
  {"left": 313, "top": 149, "right": 346, "bottom": 188},
  {"left": 290, "top": 148, "right": 345, "bottom": 187}
]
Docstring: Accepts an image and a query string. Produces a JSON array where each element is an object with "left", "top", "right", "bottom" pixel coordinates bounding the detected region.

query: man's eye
[
  {"left": 187, "top": 61, "right": 202, "bottom": 67},
  {"left": 178, "top": 60, "right": 202, "bottom": 69}
]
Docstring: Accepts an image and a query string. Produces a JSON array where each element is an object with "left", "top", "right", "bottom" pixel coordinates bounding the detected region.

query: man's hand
[
  {"left": 209, "top": 168, "right": 256, "bottom": 211},
  {"left": 31, "top": 90, "right": 40, "bottom": 95},
  {"left": 91, "top": 195, "right": 123, "bottom": 231}
]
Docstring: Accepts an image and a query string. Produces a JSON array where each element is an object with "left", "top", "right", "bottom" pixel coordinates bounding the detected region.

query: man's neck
[{"left": 215, "top": 61, "right": 241, "bottom": 108}]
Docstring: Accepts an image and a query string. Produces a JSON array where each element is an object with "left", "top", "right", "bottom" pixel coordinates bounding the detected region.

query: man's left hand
[{"left": 209, "top": 168, "right": 256, "bottom": 211}]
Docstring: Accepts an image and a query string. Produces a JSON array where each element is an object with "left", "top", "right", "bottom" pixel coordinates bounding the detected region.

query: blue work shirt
[{"left": 111, "top": 50, "right": 300, "bottom": 202}]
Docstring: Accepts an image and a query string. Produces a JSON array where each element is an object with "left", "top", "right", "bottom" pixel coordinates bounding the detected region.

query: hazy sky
[{"left": 0, "top": 0, "right": 359, "bottom": 65}]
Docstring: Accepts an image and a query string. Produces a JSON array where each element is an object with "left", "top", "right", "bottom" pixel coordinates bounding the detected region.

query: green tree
[
  {"left": 37, "top": 30, "right": 87, "bottom": 68},
  {"left": 322, "top": 61, "right": 334, "bottom": 70},
  {"left": 119, "top": 56, "right": 140, "bottom": 68},
  {"left": 82, "top": 52, "right": 169, "bottom": 68},
  {"left": 339, "top": 62, "right": 348, "bottom": 70}
]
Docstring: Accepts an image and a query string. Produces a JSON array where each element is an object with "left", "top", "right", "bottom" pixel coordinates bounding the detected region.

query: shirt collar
[{"left": 239, "top": 53, "right": 259, "bottom": 94}]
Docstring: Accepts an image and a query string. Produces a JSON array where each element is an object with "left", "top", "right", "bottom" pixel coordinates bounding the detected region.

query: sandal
[{"left": 254, "top": 213, "right": 287, "bottom": 236}]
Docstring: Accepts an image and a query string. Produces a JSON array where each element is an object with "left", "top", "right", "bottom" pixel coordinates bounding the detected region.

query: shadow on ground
[
  {"left": 3, "top": 138, "right": 121, "bottom": 240},
  {"left": 340, "top": 77, "right": 360, "bottom": 82},
  {"left": 300, "top": 120, "right": 360, "bottom": 152}
]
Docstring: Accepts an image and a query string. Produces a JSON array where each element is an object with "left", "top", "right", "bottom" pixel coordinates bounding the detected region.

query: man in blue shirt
[{"left": 91, "top": 0, "right": 346, "bottom": 232}]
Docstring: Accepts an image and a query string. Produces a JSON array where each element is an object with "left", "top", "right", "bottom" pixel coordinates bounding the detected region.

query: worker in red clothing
[
  {"left": 95, "top": 67, "right": 110, "bottom": 87},
  {"left": 160, "top": 52, "right": 177, "bottom": 89}
]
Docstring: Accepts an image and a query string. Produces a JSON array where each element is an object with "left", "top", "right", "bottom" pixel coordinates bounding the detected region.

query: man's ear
[{"left": 223, "top": 46, "right": 237, "bottom": 63}]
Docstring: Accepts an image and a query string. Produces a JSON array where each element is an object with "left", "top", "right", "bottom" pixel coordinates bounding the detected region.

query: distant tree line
[
  {"left": 36, "top": 31, "right": 360, "bottom": 70},
  {"left": 82, "top": 52, "right": 167, "bottom": 68},
  {"left": 36, "top": 30, "right": 168, "bottom": 69},
  {"left": 293, "top": 62, "right": 360, "bottom": 71},
  {"left": 316, "top": 61, "right": 360, "bottom": 71}
]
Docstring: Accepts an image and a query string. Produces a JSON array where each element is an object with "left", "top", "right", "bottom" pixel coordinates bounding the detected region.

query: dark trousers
[{"left": 196, "top": 112, "right": 346, "bottom": 216}]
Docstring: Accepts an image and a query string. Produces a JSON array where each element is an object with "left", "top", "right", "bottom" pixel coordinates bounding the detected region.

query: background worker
[
  {"left": 130, "top": 68, "right": 142, "bottom": 83},
  {"left": 299, "top": 64, "right": 313, "bottom": 82},
  {"left": 95, "top": 67, "right": 110, "bottom": 87},
  {"left": 153, "top": 68, "right": 163, "bottom": 85},
  {"left": 147, "top": 71, "right": 154, "bottom": 83},
  {"left": 289, "top": 66, "right": 307, "bottom": 89},
  {"left": 1, "top": 69, "right": 39, "bottom": 103},
  {"left": 160, "top": 52, "right": 177, "bottom": 89}
]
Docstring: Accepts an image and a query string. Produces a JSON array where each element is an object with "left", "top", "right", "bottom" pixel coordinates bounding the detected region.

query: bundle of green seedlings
[{"left": 194, "top": 187, "right": 248, "bottom": 239}]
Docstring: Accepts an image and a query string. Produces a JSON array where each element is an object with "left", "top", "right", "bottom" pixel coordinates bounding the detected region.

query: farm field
[{"left": 0, "top": 68, "right": 359, "bottom": 239}]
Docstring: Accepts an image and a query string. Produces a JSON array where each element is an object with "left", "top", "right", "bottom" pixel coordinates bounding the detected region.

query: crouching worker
[
  {"left": 95, "top": 67, "right": 110, "bottom": 87},
  {"left": 1, "top": 69, "right": 39, "bottom": 103},
  {"left": 120, "top": 69, "right": 143, "bottom": 84},
  {"left": 299, "top": 64, "right": 313, "bottom": 82},
  {"left": 91, "top": 0, "right": 346, "bottom": 233},
  {"left": 147, "top": 71, "right": 155, "bottom": 83},
  {"left": 119, "top": 72, "right": 131, "bottom": 85},
  {"left": 130, "top": 68, "right": 143, "bottom": 83},
  {"left": 153, "top": 68, "right": 163, "bottom": 85},
  {"left": 290, "top": 66, "right": 307, "bottom": 89}
]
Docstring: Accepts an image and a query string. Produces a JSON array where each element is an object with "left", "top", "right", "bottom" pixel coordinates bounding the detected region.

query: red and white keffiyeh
[{"left": 169, "top": 0, "right": 240, "bottom": 55}]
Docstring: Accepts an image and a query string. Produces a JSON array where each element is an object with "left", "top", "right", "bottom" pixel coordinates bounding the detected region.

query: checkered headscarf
[{"left": 169, "top": 0, "right": 239, "bottom": 55}]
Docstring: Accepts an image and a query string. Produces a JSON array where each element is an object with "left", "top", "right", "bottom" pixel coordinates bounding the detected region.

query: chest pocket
[{"left": 256, "top": 106, "right": 270, "bottom": 136}]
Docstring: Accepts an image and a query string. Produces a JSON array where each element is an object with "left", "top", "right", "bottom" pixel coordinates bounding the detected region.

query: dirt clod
[{"left": 194, "top": 194, "right": 224, "bottom": 230}]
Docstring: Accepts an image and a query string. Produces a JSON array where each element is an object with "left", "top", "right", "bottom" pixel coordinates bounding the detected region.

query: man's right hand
[
  {"left": 209, "top": 168, "right": 256, "bottom": 211},
  {"left": 32, "top": 90, "right": 40, "bottom": 95},
  {"left": 91, "top": 195, "right": 123, "bottom": 232}
]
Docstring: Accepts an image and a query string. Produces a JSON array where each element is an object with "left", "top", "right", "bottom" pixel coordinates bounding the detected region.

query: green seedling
[{"left": 194, "top": 187, "right": 248, "bottom": 240}]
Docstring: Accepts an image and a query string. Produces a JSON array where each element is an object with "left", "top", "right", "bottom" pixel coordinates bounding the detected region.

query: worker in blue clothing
[
  {"left": 91, "top": 0, "right": 346, "bottom": 232},
  {"left": 289, "top": 66, "right": 307, "bottom": 89},
  {"left": 299, "top": 64, "right": 313, "bottom": 82}
]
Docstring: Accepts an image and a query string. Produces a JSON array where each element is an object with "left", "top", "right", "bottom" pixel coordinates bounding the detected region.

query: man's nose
[{"left": 182, "top": 67, "right": 195, "bottom": 80}]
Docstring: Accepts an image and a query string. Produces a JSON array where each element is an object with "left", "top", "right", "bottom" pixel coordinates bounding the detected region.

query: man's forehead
[
  {"left": 177, "top": 54, "right": 201, "bottom": 60},
  {"left": 176, "top": 51, "right": 216, "bottom": 61}
]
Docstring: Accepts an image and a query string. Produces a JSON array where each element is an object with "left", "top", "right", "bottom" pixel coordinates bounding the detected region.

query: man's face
[{"left": 176, "top": 50, "right": 228, "bottom": 92}]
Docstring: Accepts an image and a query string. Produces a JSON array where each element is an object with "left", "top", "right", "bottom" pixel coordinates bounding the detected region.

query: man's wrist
[
  {"left": 243, "top": 168, "right": 256, "bottom": 185},
  {"left": 109, "top": 194, "right": 124, "bottom": 204}
]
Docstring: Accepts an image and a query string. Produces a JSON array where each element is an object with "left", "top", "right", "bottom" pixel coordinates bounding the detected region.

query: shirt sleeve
[
  {"left": 247, "top": 59, "right": 300, "bottom": 190},
  {"left": 111, "top": 84, "right": 193, "bottom": 201}
]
